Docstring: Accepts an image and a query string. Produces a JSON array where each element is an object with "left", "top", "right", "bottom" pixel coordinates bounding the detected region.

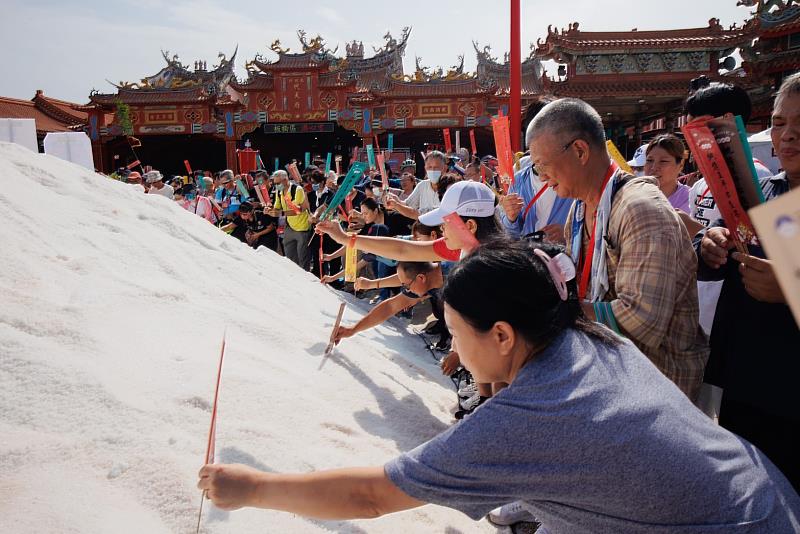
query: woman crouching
[{"left": 199, "top": 240, "right": 799, "bottom": 533}]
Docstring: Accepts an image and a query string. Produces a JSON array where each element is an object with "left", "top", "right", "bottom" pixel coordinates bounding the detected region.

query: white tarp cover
[
  {"left": 0, "top": 118, "right": 38, "bottom": 153},
  {"left": 43, "top": 131, "right": 94, "bottom": 170}
]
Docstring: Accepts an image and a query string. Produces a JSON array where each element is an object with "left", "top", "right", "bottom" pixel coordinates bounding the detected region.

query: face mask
[
  {"left": 427, "top": 170, "right": 442, "bottom": 183},
  {"left": 275, "top": 183, "right": 285, "bottom": 193},
  {"left": 372, "top": 186, "right": 382, "bottom": 199},
  {"left": 312, "top": 183, "right": 321, "bottom": 192}
]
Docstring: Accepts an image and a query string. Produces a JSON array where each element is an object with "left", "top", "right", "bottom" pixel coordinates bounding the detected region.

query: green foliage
[{"left": 114, "top": 100, "right": 134, "bottom": 136}]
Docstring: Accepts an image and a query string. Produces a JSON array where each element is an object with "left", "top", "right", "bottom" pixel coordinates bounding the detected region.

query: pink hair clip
[{"left": 533, "top": 249, "right": 576, "bottom": 301}]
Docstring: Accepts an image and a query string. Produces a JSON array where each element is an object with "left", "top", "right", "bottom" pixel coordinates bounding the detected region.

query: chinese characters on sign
[{"left": 263, "top": 122, "right": 335, "bottom": 134}]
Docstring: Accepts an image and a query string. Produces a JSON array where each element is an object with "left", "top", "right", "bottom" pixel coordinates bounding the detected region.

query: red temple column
[{"left": 509, "top": 0, "right": 522, "bottom": 152}]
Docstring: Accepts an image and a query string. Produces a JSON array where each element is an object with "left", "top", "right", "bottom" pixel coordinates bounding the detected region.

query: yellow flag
[
  {"left": 606, "top": 140, "right": 634, "bottom": 175},
  {"left": 344, "top": 242, "right": 358, "bottom": 282}
]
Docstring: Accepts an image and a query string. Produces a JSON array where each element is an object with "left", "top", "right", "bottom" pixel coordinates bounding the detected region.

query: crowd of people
[{"left": 119, "top": 73, "right": 800, "bottom": 532}]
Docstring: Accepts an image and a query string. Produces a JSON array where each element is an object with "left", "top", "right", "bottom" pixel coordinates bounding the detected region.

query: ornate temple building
[{"left": 80, "top": 1, "right": 800, "bottom": 174}]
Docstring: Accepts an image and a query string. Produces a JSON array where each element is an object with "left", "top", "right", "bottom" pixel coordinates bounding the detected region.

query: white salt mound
[{"left": 0, "top": 142, "right": 493, "bottom": 533}]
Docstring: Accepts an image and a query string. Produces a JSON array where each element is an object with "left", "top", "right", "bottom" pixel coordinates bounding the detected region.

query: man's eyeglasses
[
  {"left": 532, "top": 138, "right": 580, "bottom": 177},
  {"left": 400, "top": 274, "right": 420, "bottom": 291}
]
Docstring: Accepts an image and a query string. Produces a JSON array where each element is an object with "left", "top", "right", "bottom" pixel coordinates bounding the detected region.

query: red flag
[
  {"left": 286, "top": 162, "right": 303, "bottom": 183},
  {"left": 126, "top": 159, "right": 141, "bottom": 170},
  {"left": 491, "top": 115, "right": 514, "bottom": 193},
  {"left": 443, "top": 129, "right": 452, "bottom": 153},
  {"left": 376, "top": 153, "right": 389, "bottom": 191},
  {"left": 470, "top": 129, "right": 477, "bottom": 155},
  {"left": 184, "top": 160, "right": 193, "bottom": 175}
]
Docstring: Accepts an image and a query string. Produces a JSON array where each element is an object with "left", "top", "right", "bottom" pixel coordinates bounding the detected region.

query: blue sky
[{"left": 0, "top": 0, "right": 753, "bottom": 103}]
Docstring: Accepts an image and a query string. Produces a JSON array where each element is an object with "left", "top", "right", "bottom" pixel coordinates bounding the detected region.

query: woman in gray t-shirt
[{"left": 198, "top": 240, "right": 800, "bottom": 533}]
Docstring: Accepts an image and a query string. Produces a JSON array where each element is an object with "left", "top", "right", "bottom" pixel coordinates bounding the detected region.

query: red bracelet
[{"left": 349, "top": 233, "right": 357, "bottom": 249}]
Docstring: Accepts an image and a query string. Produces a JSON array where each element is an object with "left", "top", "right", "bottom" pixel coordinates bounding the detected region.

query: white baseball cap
[
  {"left": 419, "top": 180, "right": 496, "bottom": 226},
  {"left": 627, "top": 144, "right": 648, "bottom": 168}
]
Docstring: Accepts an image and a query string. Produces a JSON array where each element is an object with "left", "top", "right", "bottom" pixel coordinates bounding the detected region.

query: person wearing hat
[
  {"left": 215, "top": 170, "right": 243, "bottom": 218},
  {"left": 399, "top": 158, "right": 417, "bottom": 177},
  {"left": 316, "top": 180, "right": 503, "bottom": 267},
  {"left": 626, "top": 143, "right": 648, "bottom": 177},
  {"left": 127, "top": 171, "right": 145, "bottom": 193},
  {"left": 145, "top": 170, "right": 174, "bottom": 200}
]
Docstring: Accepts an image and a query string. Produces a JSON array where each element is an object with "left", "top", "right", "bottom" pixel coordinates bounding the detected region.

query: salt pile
[{"left": 0, "top": 142, "right": 494, "bottom": 533}]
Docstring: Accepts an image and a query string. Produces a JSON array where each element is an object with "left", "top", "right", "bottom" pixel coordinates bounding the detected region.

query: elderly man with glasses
[{"left": 527, "top": 98, "right": 707, "bottom": 403}]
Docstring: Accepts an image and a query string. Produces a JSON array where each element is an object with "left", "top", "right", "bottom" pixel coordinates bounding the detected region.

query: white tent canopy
[{"left": 747, "top": 128, "right": 781, "bottom": 175}]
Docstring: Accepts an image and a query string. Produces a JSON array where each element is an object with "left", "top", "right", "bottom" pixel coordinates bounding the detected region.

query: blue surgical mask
[
  {"left": 312, "top": 183, "right": 321, "bottom": 192},
  {"left": 427, "top": 170, "right": 442, "bottom": 183}
]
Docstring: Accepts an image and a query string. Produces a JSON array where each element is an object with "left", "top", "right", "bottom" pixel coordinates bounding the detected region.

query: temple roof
[
  {"left": 473, "top": 42, "right": 544, "bottom": 95},
  {"left": 372, "top": 77, "right": 494, "bottom": 98},
  {"left": 246, "top": 28, "right": 408, "bottom": 78},
  {"left": 536, "top": 19, "right": 755, "bottom": 59},
  {"left": 0, "top": 90, "right": 90, "bottom": 134},
  {"left": 757, "top": 0, "right": 800, "bottom": 33},
  {"left": 89, "top": 47, "right": 237, "bottom": 107},
  {"left": 90, "top": 86, "right": 214, "bottom": 106}
]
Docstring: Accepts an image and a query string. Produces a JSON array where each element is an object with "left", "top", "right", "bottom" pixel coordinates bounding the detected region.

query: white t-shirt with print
[{"left": 404, "top": 179, "right": 440, "bottom": 215}]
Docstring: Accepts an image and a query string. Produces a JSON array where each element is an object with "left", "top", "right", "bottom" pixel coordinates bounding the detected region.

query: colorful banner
[
  {"left": 321, "top": 162, "right": 368, "bottom": 220},
  {"left": 344, "top": 242, "right": 358, "bottom": 282},
  {"left": 286, "top": 162, "right": 303, "bottom": 183},
  {"left": 282, "top": 192, "right": 301, "bottom": 214},
  {"left": 470, "top": 129, "right": 477, "bottom": 155},
  {"left": 366, "top": 144, "right": 376, "bottom": 169},
  {"left": 491, "top": 115, "right": 514, "bottom": 193},
  {"left": 376, "top": 153, "right": 389, "bottom": 191},
  {"left": 325, "top": 153, "right": 332, "bottom": 174},
  {"left": 387, "top": 133, "right": 394, "bottom": 152},
  {"left": 443, "top": 129, "right": 452, "bottom": 154},
  {"left": 183, "top": 159, "right": 192, "bottom": 174},
  {"left": 682, "top": 119, "right": 755, "bottom": 252},
  {"left": 709, "top": 115, "right": 765, "bottom": 209},
  {"left": 126, "top": 159, "right": 141, "bottom": 170},
  {"left": 235, "top": 179, "right": 249, "bottom": 199},
  {"left": 442, "top": 213, "right": 479, "bottom": 255},
  {"left": 254, "top": 182, "right": 266, "bottom": 205},
  {"left": 605, "top": 140, "right": 634, "bottom": 175},
  {"left": 304, "top": 152, "right": 311, "bottom": 168}
]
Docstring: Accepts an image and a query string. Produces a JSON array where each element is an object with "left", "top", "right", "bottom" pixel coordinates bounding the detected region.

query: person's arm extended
[
  {"left": 220, "top": 221, "right": 237, "bottom": 233},
  {"left": 356, "top": 273, "right": 401, "bottom": 291},
  {"left": 389, "top": 199, "right": 420, "bottom": 220},
  {"left": 198, "top": 463, "right": 424, "bottom": 519},
  {"left": 316, "top": 221, "right": 440, "bottom": 261},
  {"left": 338, "top": 293, "right": 421, "bottom": 341},
  {"left": 323, "top": 246, "right": 346, "bottom": 262}
]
